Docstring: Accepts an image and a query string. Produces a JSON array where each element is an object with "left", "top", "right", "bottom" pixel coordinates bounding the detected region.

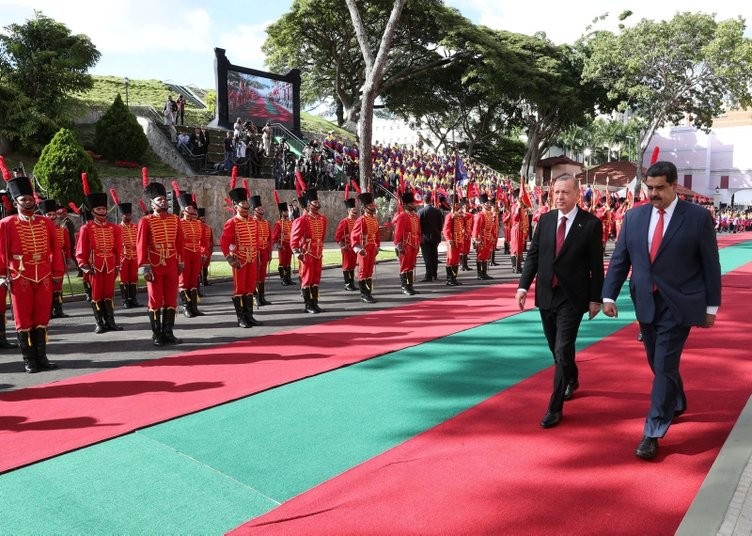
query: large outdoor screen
[
  {"left": 227, "top": 70, "right": 294, "bottom": 129},
  {"left": 211, "top": 48, "right": 300, "bottom": 133}
]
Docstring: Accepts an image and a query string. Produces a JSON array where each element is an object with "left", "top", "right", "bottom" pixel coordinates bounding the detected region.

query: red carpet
[
  {"left": 232, "top": 262, "right": 752, "bottom": 535},
  {"left": 0, "top": 284, "right": 521, "bottom": 474}
]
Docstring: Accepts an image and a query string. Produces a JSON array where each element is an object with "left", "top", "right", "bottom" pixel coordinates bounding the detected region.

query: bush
[
  {"left": 94, "top": 93, "right": 148, "bottom": 162},
  {"left": 34, "top": 128, "right": 100, "bottom": 205}
]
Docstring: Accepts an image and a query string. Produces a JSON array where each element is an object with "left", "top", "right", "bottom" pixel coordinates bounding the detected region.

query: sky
[{"left": 1, "top": 0, "right": 751, "bottom": 90}]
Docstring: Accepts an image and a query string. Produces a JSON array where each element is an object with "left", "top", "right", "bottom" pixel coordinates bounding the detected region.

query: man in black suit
[
  {"left": 516, "top": 174, "right": 604, "bottom": 428},
  {"left": 417, "top": 194, "right": 444, "bottom": 282},
  {"left": 602, "top": 160, "right": 721, "bottom": 460}
]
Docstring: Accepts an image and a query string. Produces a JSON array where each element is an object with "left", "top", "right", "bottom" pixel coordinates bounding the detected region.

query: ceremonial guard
[
  {"left": 350, "top": 191, "right": 380, "bottom": 304},
  {"left": 393, "top": 191, "right": 421, "bottom": 295},
  {"left": 76, "top": 175, "right": 123, "bottom": 333},
  {"left": 197, "top": 207, "right": 214, "bottom": 290},
  {"left": 137, "top": 169, "right": 184, "bottom": 346},
  {"left": 175, "top": 185, "right": 206, "bottom": 318},
  {"left": 39, "top": 198, "right": 72, "bottom": 318},
  {"left": 112, "top": 191, "right": 141, "bottom": 308},
  {"left": 442, "top": 195, "right": 466, "bottom": 286},
  {"left": 270, "top": 192, "right": 293, "bottom": 286},
  {"left": 0, "top": 162, "right": 64, "bottom": 373},
  {"left": 461, "top": 199, "right": 473, "bottom": 270},
  {"left": 472, "top": 193, "right": 496, "bottom": 280},
  {"left": 291, "top": 188, "right": 327, "bottom": 313},
  {"left": 251, "top": 194, "right": 273, "bottom": 306},
  {"left": 334, "top": 193, "right": 358, "bottom": 291},
  {"left": 509, "top": 199, "right": 528, "bottom": 274},
  {"left": 0, "top": 188, "right": 19, "bottom": 350},
  {"left": 220, "top": 179, "right": 262, "bottom": 328}
]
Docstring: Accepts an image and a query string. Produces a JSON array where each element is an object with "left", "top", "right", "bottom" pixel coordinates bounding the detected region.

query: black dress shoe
[
  {"left": 635, "top": 436, "right": 658, "bottom": 460},
  {"left": 540, "top": 411, "right": 562, "bottom": 428},
  {"left": 564, "top": 381, "right": 580, "bottom": 401}
]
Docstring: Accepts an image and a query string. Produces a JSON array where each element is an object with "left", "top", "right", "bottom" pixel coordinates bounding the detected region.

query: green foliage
[
  {"left": 34, "top": 128, "right": 100, "bottom": 205},
  {"left": 0, "top": 11, "right": 100, "bottom": 153},
  {"left": 94, "top": 93, "right": 148, "bottom": 161}
]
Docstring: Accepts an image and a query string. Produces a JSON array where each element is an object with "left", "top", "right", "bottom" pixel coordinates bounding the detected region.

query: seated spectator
[
  {"left": 177, "top": 131, "right": 191, "bottom": 153},
  {"left": 189, "top": 128, "right": 207, "bottom": 155}
]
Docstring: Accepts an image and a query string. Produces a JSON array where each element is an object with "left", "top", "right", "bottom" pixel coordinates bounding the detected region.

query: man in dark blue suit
[
  {"left": 602, "top": 161, "right": 721, "bottom": 460},
  {"left": 516, "top": 174, "right": 604, "bottom": 428}
]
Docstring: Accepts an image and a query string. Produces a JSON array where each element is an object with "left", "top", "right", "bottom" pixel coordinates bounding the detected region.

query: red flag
[
  {"left": 0, "top": 155, "right": 10, "bottom": 181},
  {"left": 81, "top": 172, "right": 91, "bottom": 196},
  {"left": 109, "top": 188, "right": 120, "bottom": 206},
  {"left": 295, "top": 170, "right": 306, "bottom": 194},
  {"left": 350, "top": 179, "right": 361, "bottom": 195},
  {"left": 141, "top": 167, "right": 149, "bottom": 188},
  {"left": 649, "top": 146, "right": 660, "bottom": 165},
  {"left": 519, "top": 177, "right": 533, "bottom": 208}
]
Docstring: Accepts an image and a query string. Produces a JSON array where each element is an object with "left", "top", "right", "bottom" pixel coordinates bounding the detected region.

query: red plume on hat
[
  {"left": 650, "top": 146, "right": 660, "bottom": 165},
  {"left": 350, "top": 179, "right": 361, "bottom": 195},
  {"left": 0, "top": 155, "right": 11, "bottom": 181},
  {"left": 2, "top": 195, "right": 12, "bottom": 213},
  {"left": 273, "top": 190, "right": 281, "bottom": 205},
  {"left": 229, "top": 168, "right": 237, "bottom": 191},
  {"left": 138, "top": 199, "right": 148, "bottom": 215},
  {"left": 171, "top": 180, "right": 181, "bottom": 198},
  {"left": 191, "top": 192, "right": 197, "bottom": 205},
  {"left": 109, "top": 188, "right": 120, "bottom": 206},
  {"left": 344, "top": 182, "right": 350, "bottom": 199},
  {"left": 224, "top": 197, "right": 234, "bottom": 212},
  {"left": 68, "top": 202, "right": 81, "bottom": 215},
  {"left": 294, "top": 170, "right": 306, "bottom": 194},
  {"left": 242, "top": 179, "right": 250, "bottom": 197},
  {"left": 294, "top": 177, "right": 303, "bottom": 197},
  {"left": 81, "top": 172, "right": 91, "bottom": 196},
  {"left": 141, "top": 167, "right": 149, "bottom": 187}
]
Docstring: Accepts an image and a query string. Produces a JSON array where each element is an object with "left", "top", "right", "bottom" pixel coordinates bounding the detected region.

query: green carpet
[{"left": 0, "top": 241, "right": 748, "bottom": 534}]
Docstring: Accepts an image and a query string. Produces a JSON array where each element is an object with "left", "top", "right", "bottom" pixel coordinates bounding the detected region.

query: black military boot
[
  {"left": 190, "top": 288, "right": 205, "bottom": 316},
  {"left": 303, "top": 287, "right": 318, "bottom": 313},
  {"left": 120, "top": 283, "right": 131, "bottom": 308},
  {"left": 461, "top": 254, "right": 470, "bottom": 271},
  {"left": 127, "top": 283, "right": 141, "bottom": 307},
  {"left": 343, "top": 270, "right": 352, "bottom": 291},
  {"left": 346, "top": 270, "right": 357, "bottom": 291},
  {"left": 514, "top": 255, "right": 523, "bottom": 274},
  {"left": 180, "top": 290, "right": 195, "bottom": 318},
  {"left": 362, "top": 279, "right": 377, "bottom": 304},
  {"left": 102, "top": 299, "right": 123, "bottom": 331},
  {"left": 32, "top": 327, "right": 57, "bottom": 371},
  {"left": 284, "top": 266, "right": 294, "bottom": 286},
  {"left": 476, "top": 262, "right": 484, "bottom": 280},
  {"left": 481, "top": 261, "right": 494, "bottom": 280},
  {"left": 91, "top": 301, "right": 108, "bottom": 334},
  {"left": 407, "top": 270, "right": 418, "bottom": 295},
  {"left": 257, "top": 282, "right": 272, "bottom": 306},
  {"left": 18, "top": 330, "right": 38, "bottom": 373},
  {"left": 232, "top": 296, "right": 251, "bottom": 328},
  {"left": 161, "top": 308, "right": 182, "bottom": 344},
  {"left": 400, "top": 272, "right": 411, "bottom": 295},
  {"left": 311, "top": 285, "right": 324, "bottom": 313},
  {"left": 451, "top": 265, "right": 463, "bottom": 285},
  {"left": 358, "top": 280, "right": 374, "bottom": 303},
  {"left": 491, "top": 249, "right": 498, "bottom": 266},
  {"left": 446, "top": 266, "right": 458, "bottom": 286},
  {"left": 0, "top": 316, "right": 19, "bottom": 349},
  {"left": 242, "top": 294, "right": 263, "bottom": 326},
  {"left": 202, "top": 265, "right": 211, "bottom": 286},
  {"left": 148, "top": 309, "right": 164, "bottom": 347},
  {"left": 279, "top": 266, "right": 288, "bottom": 286},
  {"left": 83, "top": 280, "right": 92, "bottom": 303},
  {"left": 510, "top": 255, "right": 518, "bottom": 273},
  {"left": 51, "top": 291, "right": 68, "bottom": 318}
]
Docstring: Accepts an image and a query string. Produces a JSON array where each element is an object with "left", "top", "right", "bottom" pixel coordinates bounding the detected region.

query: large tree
[
  {"left": 581, "top": 12, "right": 752, "bottom": 181},
  {"left": 0, "top": 11, "right": 100, "bottom": 153},
  {"left": 264, "top": 0, "right": 470, "bottom": 128}
]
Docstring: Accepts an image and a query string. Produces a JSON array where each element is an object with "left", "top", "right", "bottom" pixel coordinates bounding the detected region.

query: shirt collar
[{"left": 558, "top": 205, "right": 578, "bottom": 221}]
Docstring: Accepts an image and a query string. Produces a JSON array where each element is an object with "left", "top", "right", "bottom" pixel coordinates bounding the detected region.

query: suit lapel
[
  {"left": 655, "top": 200, "right": 686, "bottom": 260},
  {"left": 558, "top": 208, "right": 584, "bottom": 255}
]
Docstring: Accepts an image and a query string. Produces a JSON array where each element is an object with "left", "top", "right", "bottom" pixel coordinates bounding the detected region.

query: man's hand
[
  {"left": 177, "top": 262, "right": 184, "bottom": 274},
  {"left": 588, "top": 302, "right": 602, "bottom": 320},
  {"left": 702, "top": 313, "right": 716, "bottom": 328},
  {"left": 602, "top": 302, "right": 618, "bottom": 318},
  {"left": 515, "top": 289, "right": 527, "bottom": 310}
]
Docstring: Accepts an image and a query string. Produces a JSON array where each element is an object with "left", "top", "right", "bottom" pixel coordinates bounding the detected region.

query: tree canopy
[
  {"left": 581, "top": 11, "right": 752, "bottom": 179},
  {"left": 0, "top": 11, "right": 100, "bottom": 153},
  {"left": 34, "top": 128, "right": 99, "bottom": 205}
]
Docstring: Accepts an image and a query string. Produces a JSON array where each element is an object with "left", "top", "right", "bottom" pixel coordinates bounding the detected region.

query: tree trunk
[{"left": 346, "top": 0, "right": 407, "bottom": 193}]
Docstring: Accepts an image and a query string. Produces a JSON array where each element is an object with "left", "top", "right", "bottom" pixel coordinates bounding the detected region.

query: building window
[
  {"left": 720, "top": 175, "right": 729, "bottom": 189},
  {"left": 684, "top": 174, "right": 692, "bottom": 190}
]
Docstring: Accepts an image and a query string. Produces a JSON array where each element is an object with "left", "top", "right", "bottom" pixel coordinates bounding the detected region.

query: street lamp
[
  {"left": 584, "top": 147, "right": 592, "bottom": 184},
  {"left": 124, "top": 77, "right": 129, "bottom": 107}
]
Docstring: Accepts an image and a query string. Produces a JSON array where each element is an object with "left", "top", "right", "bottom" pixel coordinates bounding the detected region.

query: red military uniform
[
  {"left": 443, "top": 202, "right": 466, "bottom": 286},
  {"left": 76, "top": 190, "right": 123, "bottom": 334},
  {"left": 118, "top": 204, "right": 140, "bottom": 308},
  {"left": 461, "top": 207, "right": 473, "bottom": 270},
  {"left": 177, "top": 193, "right": 207, "bottom": 318},
  {"left": 509, "top": 202, "right": 528, "bottom": 274},
  {"left": 291, "top": 189, "right": 327, "bottom": 313},
  {"left": 250, "top": 195, "right": 273, "bottom": 307},
  {"left": 137, "top": 181, "right": 184, "bottom": 346},
  {"left": 334, "top": 197, "right": 358, "bottom": 291},
  {"left": 271, "top": 202, "right": 293, "bottom": 286},
  {"left": 0, "top": 189, "right": 17, "bottom": 350},
  {"left": 393, "top": 191, "right": 421, "bottom": 295},
  {"left": 197, "top": 207, "right": 214, "bottom": 289},
  {"left": 472, "top": 195, "right": 496, "bottom": 279},
  {"left": 350, "top": 192, "right": 380, "bottom": 303},
  {"left": 0, "top": 176, "right": 64, "bottom": 372},
  {"left": 38, "top": 199, "right": 71, "bottom": 318},
  {"left": 221, "top": 186, "right": 262, "bottom": 328}
]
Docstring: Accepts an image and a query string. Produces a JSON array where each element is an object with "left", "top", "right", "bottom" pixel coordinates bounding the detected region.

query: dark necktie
[
  {"left": 552, "top": 216, "right": 567, "bottom": 287},
  {"left": 649, "top": 209, "right": 665, "bottom": 263}
]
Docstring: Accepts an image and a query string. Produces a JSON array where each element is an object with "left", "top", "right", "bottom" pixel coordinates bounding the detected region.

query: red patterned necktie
[
  {"left": 552, "top": 216, "right": 567, "bottom": 287},
  {"left": 650, "top": 209, "right": 665, "bottom": 263}
]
